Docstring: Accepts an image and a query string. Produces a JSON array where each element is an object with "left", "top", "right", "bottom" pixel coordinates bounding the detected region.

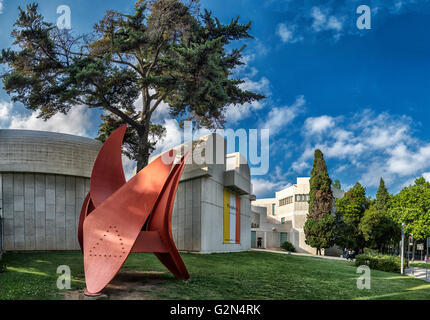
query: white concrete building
[
  {"left": 252, "top": 177, "right": 345, "bottom": 255},
  {"left": 250, "top": 205, "right": 290, "bottom": 249},
  {"left": 149, "top": 133, "right": 253, "bottom": 253},
  {"left": 0, "top": 129, "right": 102, "bottom": 251}
]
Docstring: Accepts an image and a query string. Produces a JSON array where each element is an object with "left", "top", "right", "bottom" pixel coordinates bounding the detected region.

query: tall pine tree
[
  {"left": 0, "top": 1, "right": 264, "bottom": 171},
  {"left": 375, "top": 178, "right": 390, "bottom": 211},
  {"left": 304, "top": 149, "right": 335, "bottom": 255}
]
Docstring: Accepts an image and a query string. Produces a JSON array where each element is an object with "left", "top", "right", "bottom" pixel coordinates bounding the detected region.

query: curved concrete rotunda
[{"left": 0, "top": 129, "right": 101, "bottom": 251}]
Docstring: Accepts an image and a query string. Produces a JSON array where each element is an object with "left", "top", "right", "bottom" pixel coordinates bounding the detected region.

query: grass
[{"left": 1, "top": 250, "right": 430, "bottom": 300}]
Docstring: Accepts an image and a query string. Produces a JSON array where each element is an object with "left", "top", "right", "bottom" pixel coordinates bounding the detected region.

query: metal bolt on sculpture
[{"left": 77, "top": 125, "right": 190, "bottom": 296}]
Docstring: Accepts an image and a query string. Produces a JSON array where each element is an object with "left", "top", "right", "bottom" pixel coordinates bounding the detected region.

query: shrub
[
  {"left": 355, "top": 253, "right": 401, "bottom": 273},
  {"left": 281, "top": 241, "right": 296, "bottom": 252}
]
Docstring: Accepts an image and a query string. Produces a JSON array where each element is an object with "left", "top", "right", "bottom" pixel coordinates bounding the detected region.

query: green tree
[
  {"left": 359, "top": 178, "right": 399, "bottom": 253},
  {"left": 389, "top": 177, "right": 430, "bottom": 242},
  {"left": 304, "top": 149, "right": 335, "bottom": 255},
  {"left": 334, "top": 182, "right": 368, "bottom": 251},
  {"left": 359, "top": 205, "right": 400, "bottom": 253},
  {"left": 375, "top": 177, "right": 390, "bottom": 211},
  {"left": 308, "top": 149, "right": 333, "bottom": 219},
  {"left": 0, "top": 1, "right": 264, "bottom": 171},
  {"left": 304, "top": 214, "right": 336, "bottom": 255}
]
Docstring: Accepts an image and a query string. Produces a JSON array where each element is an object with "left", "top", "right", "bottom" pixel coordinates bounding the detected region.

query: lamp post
[
  {"left": 426, "top": 237, "right": 429, "bottom": 280},
  {"left": 401, "top": 223, "right": 405, "bottom": 274}
]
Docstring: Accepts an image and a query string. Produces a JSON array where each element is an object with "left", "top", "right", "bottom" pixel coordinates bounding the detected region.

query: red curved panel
[
  {"left": 83, "top": 150, "right": 176, "bottom": 295},
  {"left": 90, "top": 125, "right": 127, "bottom": 208},
  {"left": 147, "top": 152, "right": 191, "bottom": 280}
]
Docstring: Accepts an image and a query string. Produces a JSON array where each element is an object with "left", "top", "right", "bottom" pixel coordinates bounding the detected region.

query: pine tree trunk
[{"left": 136, "top": 120, "right": 151, "bottom": 173}]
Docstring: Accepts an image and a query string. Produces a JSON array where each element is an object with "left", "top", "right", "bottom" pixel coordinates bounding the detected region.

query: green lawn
[{"left": 1, "top": 250, "right": 430, "bottom": 300}]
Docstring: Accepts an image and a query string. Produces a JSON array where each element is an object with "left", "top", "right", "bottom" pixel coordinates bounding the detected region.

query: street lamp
[{"left": 401, "top": 222, "right": 405, "bottom": 274}]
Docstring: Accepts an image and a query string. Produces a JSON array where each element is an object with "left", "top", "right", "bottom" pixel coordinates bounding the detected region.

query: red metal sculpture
[{"left": 78, "top": 125, "right": 190, "bottom": 296}]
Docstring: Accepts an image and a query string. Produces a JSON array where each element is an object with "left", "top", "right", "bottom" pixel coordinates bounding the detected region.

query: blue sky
[{"left": 1, "top": 0, "right": 430, "bottom": 198}]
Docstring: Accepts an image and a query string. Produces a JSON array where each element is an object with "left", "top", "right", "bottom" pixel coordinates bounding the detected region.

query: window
[
  {"left": 281, "top": 217, "right": 286, "bottom": 224},
  {"left": 272, "top": 203, "right": 276, "bottom": 216},
  {"left": 279, "top": 196, "right": 293, "bottom": 206},
  {"left": 295, "top": 194, "right": 309, "bottom": 202},
  {"left": 280, "top": 232, "right": 288, "bottom": 246}
]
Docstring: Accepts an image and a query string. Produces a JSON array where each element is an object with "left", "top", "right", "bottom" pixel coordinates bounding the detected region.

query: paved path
[
  {"left": 405, "top": 267, "right": 430, "bottom": 282},
  {"left": 251, "top": 248, "right": 348, "bottom": 261}
]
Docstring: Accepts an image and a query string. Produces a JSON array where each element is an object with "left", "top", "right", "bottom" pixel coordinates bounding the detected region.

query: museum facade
[
  {"left": 0, "top": 130, "right": 254, "bottom": 254},
  {"left": 252, "top": 177, "right": 345, "bottom": 255}
]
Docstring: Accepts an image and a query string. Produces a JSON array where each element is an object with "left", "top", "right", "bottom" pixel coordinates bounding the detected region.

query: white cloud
[
  {"left": 304, "top": 115, "right": 335, "bottom": 134},
  {"left": 423, "top": 172, "right": 430, "bottom": 181},
  {"left": 274, "top": 1, "right": 418, "bottom": 44},
  {"left": 234, "top": 54, "right": 260, "bottom": 78},
  {"left": 0, "top": 101, "right": 12, "bottom": 121},
  {"left": 154, "top": 118, "right": 183, "bottom": 152},
  {"left": 327, "top": 16, "right": 343, "bottom": 32},
  {"left": 122, "top": 155, "right": 136, "bottom": 181},
  {"left": 276, "top": 23, "right": 302, "bottom": 43},
  {"left": 261, "top": 95, "right": 305, "bottom": 132},
  {"left": 240, "top": 76, "right": 270, "bottom": 93},
  {"left": 251, "top": 178, "right": 291, "bottom": 197},
  {"left": 0, "top": 0, "right": 3, "bottom": 14},
  {"left": 293, "top": 109, "right": 430, "bottom": 189},
  {"left": 0, "top": 101, "right": 94, "bottom": 137},
  {"left": 311, "top": 7, "right": 327, "bottom": 32},
  {"left": 387, "top": 143, "right": 430, "bottom": 176},
  {"left": 310, "top": 7, "right": 344, "bottom": 36}
]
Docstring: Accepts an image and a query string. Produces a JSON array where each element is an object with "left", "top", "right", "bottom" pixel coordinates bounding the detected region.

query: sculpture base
[{"left": 84, "top": 290, "right": 102, "bottom": 297}]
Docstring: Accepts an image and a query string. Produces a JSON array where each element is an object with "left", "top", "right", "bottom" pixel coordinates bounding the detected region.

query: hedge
[
  {"left": 281, "top": 241, "right": 296, "bottom": 252},
  {"left": 355, "top": 253, "right": 401, "bottom": 273}
]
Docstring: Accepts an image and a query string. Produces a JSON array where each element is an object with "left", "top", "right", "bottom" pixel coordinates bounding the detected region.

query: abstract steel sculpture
[{"left": 77, "top": 125, "right": 190, "bottom": 296}]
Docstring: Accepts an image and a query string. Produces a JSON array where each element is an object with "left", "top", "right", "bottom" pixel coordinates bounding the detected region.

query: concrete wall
[
  {"left": 155, "top": 133, "right": 252, "bottom": 253},
  {"left": 255, "top": 231, "right": 280, "bottom": 249},
  {"left": 172, "top": 164, "right": 251, "bottom": 254},
  {"left": 171, "top": 178, "right": 202, "bottom": 252},
  {"left": 1, "top": 172, "right": 89, "bottom": 251},
  {"left": 251, "top": 205, "right": 290, "bottom": 249},
  {"left": 0, "top": 129, "right": 101, "bottom": 251},
  {"left": 0, "top": 129, "right": 101, "bottom": 178},
  {"left": 200, "top": 153, "right": 251, "bottom": 253}
]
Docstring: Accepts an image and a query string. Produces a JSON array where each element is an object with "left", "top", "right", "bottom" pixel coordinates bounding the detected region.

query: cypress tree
[
  {"left": 375, "top": 178, "right": 390, "bottom": 212},
  {"left": 308, "top": 149, "right": 334, "bottom": 219},
  {"left": 304, "top": 149, "right": 335, "bottom": 255}
]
